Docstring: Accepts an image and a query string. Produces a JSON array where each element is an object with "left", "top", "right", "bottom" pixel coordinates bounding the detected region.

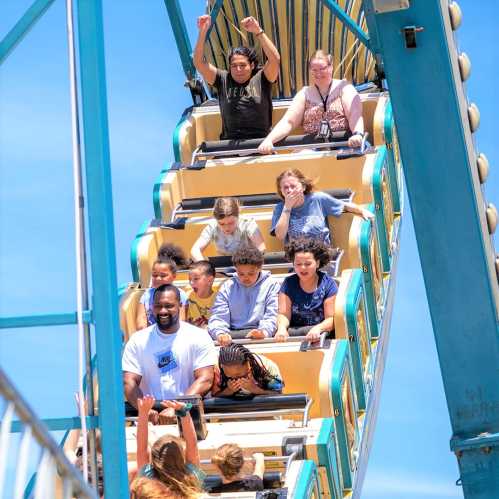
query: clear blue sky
[{"left": 0, "top": 2, "right": 497, "bottom": 498}]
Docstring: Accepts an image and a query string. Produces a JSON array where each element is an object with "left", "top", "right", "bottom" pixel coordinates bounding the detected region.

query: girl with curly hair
[{"left": 276, "top": 237, "right": 338, "bottom": 343}]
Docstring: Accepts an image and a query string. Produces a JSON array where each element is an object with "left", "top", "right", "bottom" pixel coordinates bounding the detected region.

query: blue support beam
[
  {"left": 163, "top": 0, "right": 197, "bottom": 80},
  {"left": 0, "top": 311, "right": 92, "bottom": 329},
  {"left": 11, "top": 416, "right": 99, "bottom": 433},
  {"left": 206, "top": 0, "right": 224, "bottom": 41},
  {"left": 76, "top": 1, "right": 128, "bottom": 497},
  {"left": 369, "top": 2, "right": 499, "bottom": 497},
  {"left": 321, "top": 0, "right": 371, "bottom": 50},
  {"left": 0, "top": 0, "right": 56, "bottom": 66}
]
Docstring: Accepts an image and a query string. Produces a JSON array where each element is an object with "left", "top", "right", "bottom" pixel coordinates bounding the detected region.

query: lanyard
[{"left": 315, "top": 83, "right": 332, "bottom": 113}]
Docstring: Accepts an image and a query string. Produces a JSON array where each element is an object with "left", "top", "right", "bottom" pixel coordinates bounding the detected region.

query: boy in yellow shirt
[{"left": 186, "top": 261, "right": 219, "bottom": 328}]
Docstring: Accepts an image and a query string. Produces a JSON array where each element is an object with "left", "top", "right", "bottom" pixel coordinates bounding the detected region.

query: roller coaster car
[
  {"left": 114, "top": 92, "right": 403, "bottom": 499},
  {"left": 122, "top": 336, "right": 360, "bottom": 497}
]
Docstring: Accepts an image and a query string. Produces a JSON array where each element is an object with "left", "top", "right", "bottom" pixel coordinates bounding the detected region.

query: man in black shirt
[{"left": 193, "top": 14, "right": 280, "bottom": 140}]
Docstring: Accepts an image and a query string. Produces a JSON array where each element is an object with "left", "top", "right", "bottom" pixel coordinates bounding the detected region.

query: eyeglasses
[{"left": 309, "top": 65, "right": 331, "bottom": 73}]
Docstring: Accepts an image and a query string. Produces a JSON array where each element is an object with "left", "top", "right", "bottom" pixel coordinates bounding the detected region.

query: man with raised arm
[
  {"left": 193, "top": 14, "right": 280, "bottom": 140},
  {"left": 123, "top": 284, "right": 216, "bottom": 423}
]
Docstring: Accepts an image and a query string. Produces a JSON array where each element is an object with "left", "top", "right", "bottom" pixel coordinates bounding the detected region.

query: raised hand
[
  {"left": 240, "top": 16, "right": 261, "bottom": 34},
  {"left": 137, "top": 394, "right": 157, "bottom": 424},
  {"left": 197, "top": 15, "right": 211, "bottom": 33}
]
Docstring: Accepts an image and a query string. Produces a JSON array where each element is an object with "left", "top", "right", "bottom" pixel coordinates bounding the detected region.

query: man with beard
[{"left": 123, "top": 284, "right": 216, "bottom": 423}]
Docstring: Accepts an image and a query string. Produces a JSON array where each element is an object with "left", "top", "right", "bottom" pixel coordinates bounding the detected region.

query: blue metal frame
[
  {"left": 76, "top": 1, "right": 128, "bottom": 496},
  {"left": 163, "top": 0, "right": 196, "bottom": 80},
  {"left": 206, "top": 0, "right": 225, "bottom": 41},
  {"left": 130, "top": 219, "right": 153, "bottom": 283},
  {"left": 345, "top": 269, "right": 370, "bottom": 411},
  {"left": 153, "top": 167, "right": 171, "bottom": 220},
  {"left": 0, "top": 0, "right": 56, "bottom": 65},
  {"left": 317, "top": 418, "right": 343, "bottom": 498},
  {"left": 292, "top": 460, "right": 321, "bottom": 499},
  {"left": 331, "top": 340, "right": 358, "bottom": 491},
  {"left": 369, "top": 3, "right": 499, "bottom": 497},
  {"left": 11, "top": 416, "right": 99, "bottom": 433},
  {"left": 0, "top": 311, "right": 92, "bottom": 329},
  {"left": 371, "top": 146, "right": 391, "bottom": 271},
  {"left": 383, "top": 100, "right": 402, "bottom": 213},
  {"left": 359, "top": 208, "right": 381, "bottom": 338},
  {"left": 321, "top": 0, "right": 371, "bottom": 50}
]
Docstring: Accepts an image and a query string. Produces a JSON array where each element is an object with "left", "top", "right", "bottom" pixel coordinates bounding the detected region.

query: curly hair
[
  {"left": 218, "top": 343, "right": 280, "bottom": 393},
  {"left": 158, "top": 243, "right": 188, "bottom": 268},
  {"left": 148, "top": 434, "right": 202, "bottom": 498},
  {"left": 211, "top": 443, "right": 244, "bottom": 479},
  {"left": 284, "top": 237, "right": 331, "bottom": 268},
  {"left": 231, "top": 245, "right": 264, "bottom": 267},
  {"left": 276, "top": 169, "right": 314, "bottom": 200}
]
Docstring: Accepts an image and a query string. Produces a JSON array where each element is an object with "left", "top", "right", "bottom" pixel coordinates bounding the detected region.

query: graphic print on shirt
[
  {"left": 154, "top": 349, "right": 178, "bottom": 375},
  {"left": 288, "top": 214, "right": 326, "bottom": 240}
]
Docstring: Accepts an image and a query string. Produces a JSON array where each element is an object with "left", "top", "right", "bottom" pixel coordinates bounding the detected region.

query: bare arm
[
  {"left": 342, "top": 84, "right": 364, "bottom": 135},
  {"left": 343, "top": 202, "right": 374, "bottom": 221},
  {"left": 258, "top": 91, "right": 306, "bottom": 154},
  {"left": 190, "top": 236, "right": 209, "bottom": 262},
  {"left": 275, "top": 292, "right": 291, "bottom": 341},
  {"left": 240, "top": 17, "right": 280, "bottom": 83},
  {"left": 136, "top": 395, "right": 155, "bottom": 470},
  {"left": 123, "top": 371, "right": 143, "bottom": 409},
  {"left": 185, "top": 365, "right": 214, "bottom": 396},
  {"left": 305, "top": 295, "right": 336, "bottom": 342},
  {"left": 163, "top": 401, "right": 200, "bottom": 467},
  {"left": 135, "top": 303, "right": 148, "bottom": 331},
  {"left": 250, "top": 228, "right": 266, "bottom": 254},
  {"left": 193, "top": 15, "right": 217, "bottom": 86}
]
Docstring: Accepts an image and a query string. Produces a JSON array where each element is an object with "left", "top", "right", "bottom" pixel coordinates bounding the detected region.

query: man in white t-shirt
[{"left": 123, "top": 284, "right": 216, "bottom": 423}]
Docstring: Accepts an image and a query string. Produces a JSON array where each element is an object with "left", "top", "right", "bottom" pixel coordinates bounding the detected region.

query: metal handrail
[
  {"left": 204, "top": 397, "right": 313, "bottom": 427},
  {"left": 192, "top": 139, "right": 351, "bottom": 162},
  {"left": 125, "top": 398, "right": 313, "bottom": 428},
  {"left": 0, "top": 368, "right": 97, "bottom": 499}
]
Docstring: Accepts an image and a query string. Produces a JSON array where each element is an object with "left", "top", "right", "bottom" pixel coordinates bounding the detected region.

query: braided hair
[{"left": 218, "top": 343, "right": 280, "bottom": 392}]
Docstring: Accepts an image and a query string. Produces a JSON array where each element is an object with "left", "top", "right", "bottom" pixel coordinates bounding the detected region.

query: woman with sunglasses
[
  {"left": 212, "top": 343, "right": 283, "bottom": 398},
  {"left": 190, "top": 197, "right": 266, "bottom": 261},
  {"left": 258, "top": 50, "right": 364, "bottom": 154}
]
